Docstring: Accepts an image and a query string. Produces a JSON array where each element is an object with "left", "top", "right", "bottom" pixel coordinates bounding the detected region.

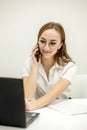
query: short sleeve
[
  {"left": 61, "top": 62, "right": 77, "bottom": 83},
  {"left": 22, "top": 56, "right": 33, "bottom": 77}
]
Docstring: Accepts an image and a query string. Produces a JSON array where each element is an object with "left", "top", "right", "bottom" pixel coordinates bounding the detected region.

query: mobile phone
[{"left": 35, "top": 49, "right": 41, "bottom": 62}]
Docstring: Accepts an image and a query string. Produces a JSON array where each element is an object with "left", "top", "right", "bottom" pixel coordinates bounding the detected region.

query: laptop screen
[{"left": 0, "top": 77, "right": 26, "bottom": 127}]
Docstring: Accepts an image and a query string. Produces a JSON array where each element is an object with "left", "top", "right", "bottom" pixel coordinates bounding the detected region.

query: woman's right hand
[{"left": 32, "top": 44, "right": 41, "bottom": 65}]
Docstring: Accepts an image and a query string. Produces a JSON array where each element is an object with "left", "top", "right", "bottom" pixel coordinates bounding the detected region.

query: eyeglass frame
[{"left": 38, "top": 39, "right": 60, "bottom": 49}]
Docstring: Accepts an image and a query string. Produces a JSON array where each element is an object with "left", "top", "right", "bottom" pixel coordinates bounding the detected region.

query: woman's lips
[{"left": 43, "top": 50, "right": 51, "bottom": 53}]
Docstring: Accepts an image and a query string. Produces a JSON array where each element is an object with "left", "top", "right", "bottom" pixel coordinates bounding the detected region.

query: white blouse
[{"left": 22, "top": 56, "right": 77, "bottom": 99}]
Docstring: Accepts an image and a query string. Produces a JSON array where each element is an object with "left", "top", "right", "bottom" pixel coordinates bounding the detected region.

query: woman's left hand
[{"left": 25, "top": 98, "right": 31, "bottom": 111}]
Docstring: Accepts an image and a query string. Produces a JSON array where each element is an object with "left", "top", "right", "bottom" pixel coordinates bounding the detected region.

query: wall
[{"left": 0, "top": 0, "right": 87, "bottom": 78}]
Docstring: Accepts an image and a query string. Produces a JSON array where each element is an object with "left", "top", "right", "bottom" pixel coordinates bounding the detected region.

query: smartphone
[{"left": 35, "top": 48, "right": 41, "bottom": 62}]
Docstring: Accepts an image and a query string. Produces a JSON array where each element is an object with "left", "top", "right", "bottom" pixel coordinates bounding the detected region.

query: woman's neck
[{"left": 41, "top": 57, "right": 55, "bottom": 69}]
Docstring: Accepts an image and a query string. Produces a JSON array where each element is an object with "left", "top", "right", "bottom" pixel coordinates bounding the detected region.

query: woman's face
[{"left": 38, "top": 29, "right": 62, "bottom": 59}]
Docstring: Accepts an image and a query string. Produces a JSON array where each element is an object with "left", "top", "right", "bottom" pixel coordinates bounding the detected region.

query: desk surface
[{"left": 0, "top": 99, "right": 87, "bottom": 130}]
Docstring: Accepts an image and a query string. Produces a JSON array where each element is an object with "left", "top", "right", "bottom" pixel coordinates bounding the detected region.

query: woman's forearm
[
  {"left": 23, "top": 64, "right": 39, "bottom": 100},
  {"left": 28, "top": 78, "right": 70, "bottom": 110}
]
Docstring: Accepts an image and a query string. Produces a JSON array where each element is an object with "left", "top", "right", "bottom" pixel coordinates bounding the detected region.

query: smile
[{"left": 43, "top": 50, "right": 51, "bottom": 53}]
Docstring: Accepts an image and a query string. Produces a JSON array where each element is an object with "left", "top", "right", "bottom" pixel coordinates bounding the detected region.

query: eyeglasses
[{"left": 38, "top": 40, "right": 58, "bottom": 49}]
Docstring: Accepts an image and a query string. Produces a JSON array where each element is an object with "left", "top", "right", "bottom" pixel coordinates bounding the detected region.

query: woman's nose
[{"left": 44, "top": 43, "right": 50, "bottom": 49}]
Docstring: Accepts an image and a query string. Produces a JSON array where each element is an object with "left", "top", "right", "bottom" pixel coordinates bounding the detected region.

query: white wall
[{"left": 0, "top": 0, "right": 87, "bottom": 78}]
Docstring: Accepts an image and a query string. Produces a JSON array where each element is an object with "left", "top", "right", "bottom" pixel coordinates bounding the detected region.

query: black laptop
[{"left": 0, "top": 77, "right": 40, "bottom": 128}]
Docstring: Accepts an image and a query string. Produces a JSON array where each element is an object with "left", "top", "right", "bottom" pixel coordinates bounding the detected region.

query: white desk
[{"left": 0, "top": 99, "right": 87, "bottom": 130}]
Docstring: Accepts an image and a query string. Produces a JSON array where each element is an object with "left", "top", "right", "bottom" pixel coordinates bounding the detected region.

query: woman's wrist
[
  {"left": 31, "top": 63, "right": 39, "bottom": 74},
  {"left": 25, "top": 98, "right": 35, "bottom": 111}
]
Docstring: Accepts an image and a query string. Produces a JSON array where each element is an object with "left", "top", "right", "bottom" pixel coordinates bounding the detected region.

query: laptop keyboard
[{"left": 26, "top": 112, "right": 37, "bottom": 122}]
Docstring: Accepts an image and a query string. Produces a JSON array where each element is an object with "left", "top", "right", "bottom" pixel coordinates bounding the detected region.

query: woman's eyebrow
[
  {"left": 40, "top": 37, "right": 57, "bottom": 42},
  {"left": 50, "top": 40, "right": 57, "bottom": 42},
  {"left": 40, "top": 37, "right": 46, "bottom": 40}
]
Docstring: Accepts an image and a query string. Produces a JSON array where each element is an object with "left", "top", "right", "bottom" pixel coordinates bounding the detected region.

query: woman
[{"left": 22, "top": 22, "right": 77, "bottom": 111}]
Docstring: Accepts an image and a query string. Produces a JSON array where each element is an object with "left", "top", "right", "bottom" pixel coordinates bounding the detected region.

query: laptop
[
  {"left": 48, "top": 99, "right": 87, "bottom": 115},
  {"left": 0, "top": 77, "right": 40, "bottom": 128}
]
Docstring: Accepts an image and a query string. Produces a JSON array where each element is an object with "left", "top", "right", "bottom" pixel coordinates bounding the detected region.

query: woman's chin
[{"left": 42, "top": 54, "right": 52, "bottom": 59}]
